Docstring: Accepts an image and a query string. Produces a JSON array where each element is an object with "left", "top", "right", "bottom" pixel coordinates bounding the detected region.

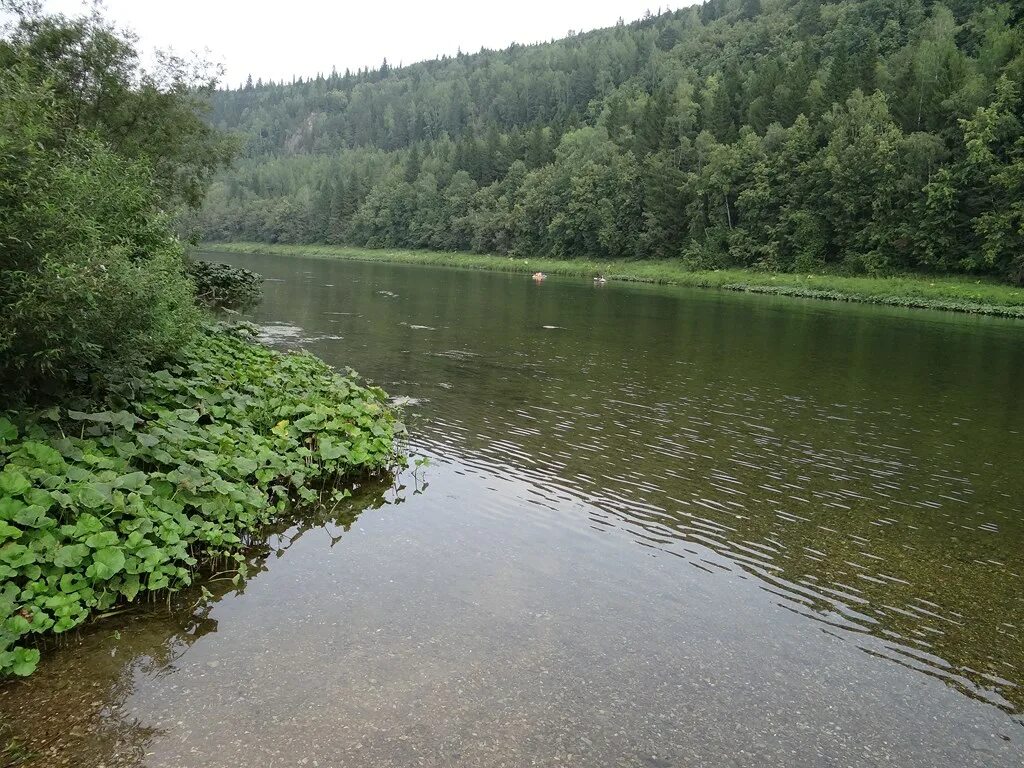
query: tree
[
  {"left": 736, "top": 117, "right": 827, "bottom": 271},
  {"left": 825, "top": 20, "right": 879, "bottom": 106},
  {"left": 0, "top": 68, "right": 198, "bottom": 396},
  {"left": 890, "top": 5, "right": 970, "bottom": 134},
  {"left": 0, "top": 4, "right": 234, "bottom": 396},
  {"left": 635, "top": 88, "right": 672, "bottom": 156},
  {"left": 0, "top": 8, "right": 235, "bottom": 207},
  {"left": 959, "top": 74, "right": 1024, "bottom": 283},
  {"left": 638, "top": 150, "right": 688, "bottom": 259},
  {"left": 404, "top": 143, "right": 422, "bottom": 182},
  {"left": 701, "top": 74, "right": 737, "bottom": 143},
  {"left": 821, "top": 91, "right": 905, "bottom": 272}
]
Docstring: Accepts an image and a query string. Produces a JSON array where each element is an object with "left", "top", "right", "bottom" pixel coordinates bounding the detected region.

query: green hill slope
[{"left": 189, "top": 0, "right": 1024, "bottom": 284}]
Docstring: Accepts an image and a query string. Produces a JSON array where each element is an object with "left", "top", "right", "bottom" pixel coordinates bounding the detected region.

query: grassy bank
[
  {"left": 0, "top": 324, "right": 400, "bottom": 677},
  {"left": 202, "top": 242, "right": 1024, "bottom": 319}
]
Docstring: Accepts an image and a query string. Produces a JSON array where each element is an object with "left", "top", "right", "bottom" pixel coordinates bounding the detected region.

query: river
[{"left": 2, "top": 252, "right": 1022, "bottom": 767}]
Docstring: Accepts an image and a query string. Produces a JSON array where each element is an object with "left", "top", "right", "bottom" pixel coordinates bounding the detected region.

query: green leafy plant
[
  {"left": 188, "top": 260, "right": 263, "bottom": 310},
  {"left": 0, "top": 324, "right": 402, "bottom": 677}
]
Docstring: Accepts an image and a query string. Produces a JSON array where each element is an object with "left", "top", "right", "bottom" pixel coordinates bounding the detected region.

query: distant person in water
[
  {"left": 532, "top": 272, "right": 546, "bottom": 282},
  {"left": 594, "top": 274, "right": 607, "bottom": 284}
]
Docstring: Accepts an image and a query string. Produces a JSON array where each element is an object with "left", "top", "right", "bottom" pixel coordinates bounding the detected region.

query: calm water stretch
[{"left": 3, "top": 253, "right": 1023, "bottom": 767}]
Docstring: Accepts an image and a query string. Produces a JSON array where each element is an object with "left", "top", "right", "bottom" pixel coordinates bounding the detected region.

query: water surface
[{"left": 2, "top": 253, "right": 1023, "bottom": 767}]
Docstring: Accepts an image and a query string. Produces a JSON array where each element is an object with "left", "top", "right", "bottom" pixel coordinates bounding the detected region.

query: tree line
[{"left": 188, "top": 0, "right": 1024, "bottom": 283}]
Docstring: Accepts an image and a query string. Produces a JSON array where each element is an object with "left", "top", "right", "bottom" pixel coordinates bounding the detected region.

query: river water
[{"left": 2, "top": 252, "right": 1023, "bottom": 767}]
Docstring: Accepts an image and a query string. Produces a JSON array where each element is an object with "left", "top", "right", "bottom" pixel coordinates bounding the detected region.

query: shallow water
[{"left": 2, "top": 253, "right": 1023, "bottom": 767}]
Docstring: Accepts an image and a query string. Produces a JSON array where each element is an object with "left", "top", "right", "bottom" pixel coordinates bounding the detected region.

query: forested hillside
[{"left": 189, "top": 0, "right": 1024, "bottom": 283}]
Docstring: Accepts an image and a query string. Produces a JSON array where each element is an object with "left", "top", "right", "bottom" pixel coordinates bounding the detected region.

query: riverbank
[
  {"left": 201, "top": 242, "right": 1024, "bottom": 319},
  {"left": 0, "top": 324, "right": 400, "bottom": 678}
]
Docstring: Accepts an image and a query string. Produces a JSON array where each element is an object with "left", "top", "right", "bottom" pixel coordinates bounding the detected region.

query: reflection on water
[
  {"left": 2, "top": 252, "right": 1023, "bottom": 767},
  {"left": 250, "top": 254, "right": 1024, "bottom": 716}
]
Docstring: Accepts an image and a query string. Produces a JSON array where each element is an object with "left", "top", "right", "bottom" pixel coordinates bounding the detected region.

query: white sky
[{"left": 38, "top": 0, "right": 679, "bottom": 87}]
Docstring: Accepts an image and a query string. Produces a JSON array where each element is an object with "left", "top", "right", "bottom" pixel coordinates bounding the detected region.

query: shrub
[
  {"left": 0, "top": 70, "right": 200, "bottom": 400},
  {"left": 188, "top": 260, "right": 263, "bottom": 310}
]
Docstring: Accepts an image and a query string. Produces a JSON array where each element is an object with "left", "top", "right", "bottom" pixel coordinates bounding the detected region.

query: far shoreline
[{"left": 198, "top": 242, "right": 1024, "bottom": 320}]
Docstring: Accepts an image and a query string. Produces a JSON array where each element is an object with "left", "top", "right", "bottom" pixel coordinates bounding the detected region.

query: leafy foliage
[
  {"left": 190, "top": 0, "right": 1024, "bottom": 283},
  {"left": 0, "top": 68, "right": 200, "bottom": 399},
  {"left": 188, "top": 260, "right": 263, "bottom": 310},
  {"left": 0, "top": 6, "right": 237, "bottom": 399},
  {"left": 0, "top": 5, "right": 236, "bottom": 207},
  {"left": 0, "top": 325, "right": 401, "bottom": 678}
]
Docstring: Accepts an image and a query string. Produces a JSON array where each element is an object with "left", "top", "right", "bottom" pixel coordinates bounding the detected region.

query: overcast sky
[{"left": 39, "top": 0, "right": 678, "bottom": 87}]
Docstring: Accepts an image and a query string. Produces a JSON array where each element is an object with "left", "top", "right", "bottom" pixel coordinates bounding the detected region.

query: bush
[
  {"left": 188, "top": 260, "right": 263, "bottom": 310},
  {"left": 0, "top": 324, "right": 401, "bottom": 677},
  {"left": 0, "top": 70, "right": 200, "bottom": 400}
]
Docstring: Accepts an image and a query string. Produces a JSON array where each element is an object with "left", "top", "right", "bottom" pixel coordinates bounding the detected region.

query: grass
[{"left": 200, "top": 242, "right": 1024, "bottom": 319}]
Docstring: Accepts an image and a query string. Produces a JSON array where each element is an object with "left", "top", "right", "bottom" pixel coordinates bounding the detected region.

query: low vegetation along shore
[
  {"left": 0, "top": 324, "right": 400, "bottom": 677},
  {"left": 203, "top": 243, "right": 1024, "bottom": 319}
]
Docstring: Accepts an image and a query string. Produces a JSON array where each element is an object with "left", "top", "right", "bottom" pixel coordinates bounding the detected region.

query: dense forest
[{"left": 189, "top": 0, "right": 1024, "bottom": 283}]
